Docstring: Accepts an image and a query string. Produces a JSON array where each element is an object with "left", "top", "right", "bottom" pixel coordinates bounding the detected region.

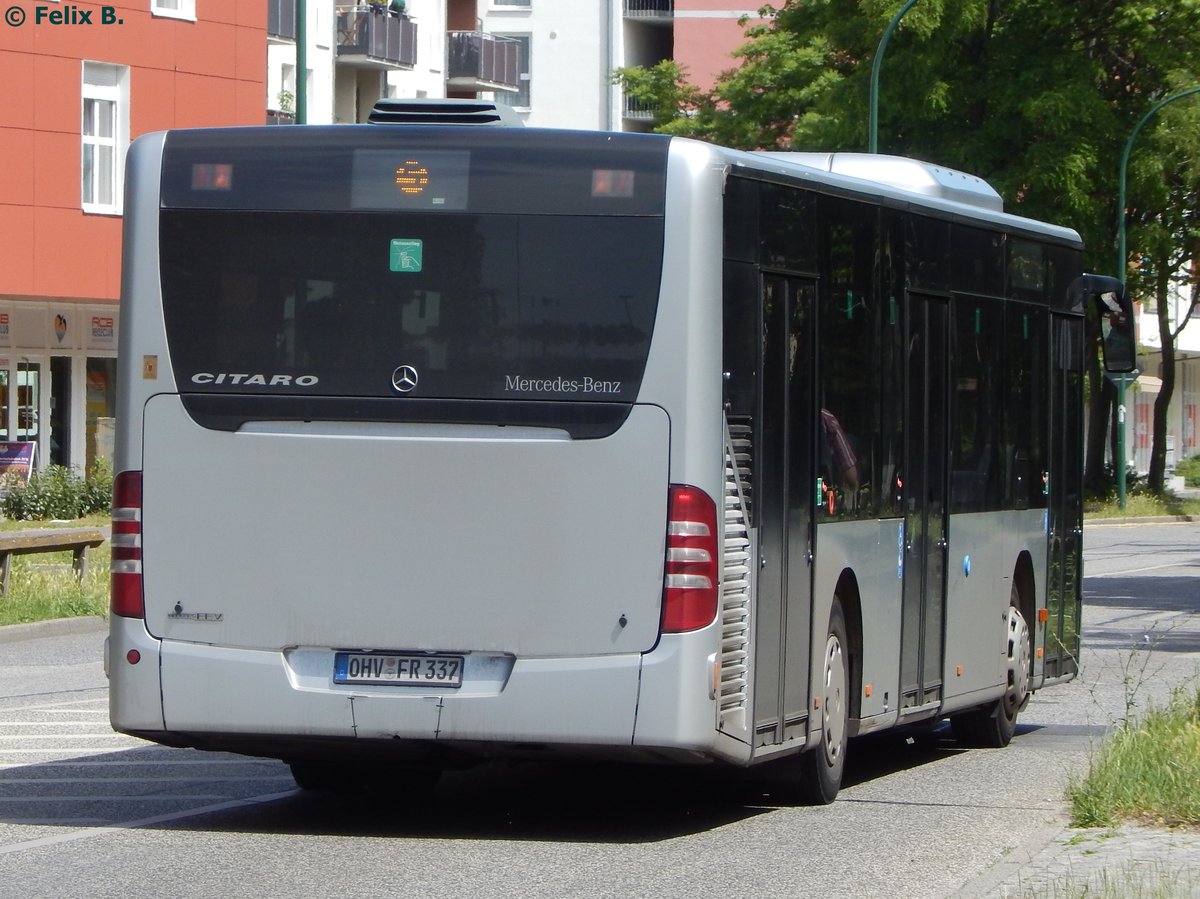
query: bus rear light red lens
[
  {"left": 662, "top": 485, "right": 719, "bottom": 633},
  {"left": 110, "top": 471, "right": 144, "bottom": 619}
]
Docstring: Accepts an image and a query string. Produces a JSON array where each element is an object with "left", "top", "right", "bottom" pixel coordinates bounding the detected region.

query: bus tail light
[
  {"left": 110, "top": 470, "right": 144, "bottom": 619},
  {"left": 662, "top": 485, "right": 719, "bottom": 633}
]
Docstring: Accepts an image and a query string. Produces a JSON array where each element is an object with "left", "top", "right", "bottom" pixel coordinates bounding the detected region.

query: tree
[
  {"left": 1124, "top": 93, "right": 1200, "bottom": 492},
  {"left": 615, "top": 0, "right": 1200, "bottom": 493}
]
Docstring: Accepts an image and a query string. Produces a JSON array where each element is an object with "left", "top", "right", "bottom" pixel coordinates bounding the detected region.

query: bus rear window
[{"left": 159, "top": 209, "right": 663, "bottom": 404}]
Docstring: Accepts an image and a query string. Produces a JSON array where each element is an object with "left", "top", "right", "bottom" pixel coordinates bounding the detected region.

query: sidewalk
[{"left": 957, "top": 819, "right": 1200, "bottom": 897}]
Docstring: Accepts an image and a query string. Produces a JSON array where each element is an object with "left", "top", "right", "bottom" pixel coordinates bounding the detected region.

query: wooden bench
[{"left": 0, "top": 528, "right": 107, "bottom": 597}]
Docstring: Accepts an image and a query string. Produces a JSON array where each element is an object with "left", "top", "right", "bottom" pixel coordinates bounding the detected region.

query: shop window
[{"left": 86, "top": 358, "right": 117, "bottom": 473}]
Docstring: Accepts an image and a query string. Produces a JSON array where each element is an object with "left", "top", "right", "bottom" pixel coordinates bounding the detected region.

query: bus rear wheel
[
  {"left": 951, "top": 588, "right": 1030, "bottom": 748},
  {"left": 796, "top": 599, "right": 849, "bottom": 804}
]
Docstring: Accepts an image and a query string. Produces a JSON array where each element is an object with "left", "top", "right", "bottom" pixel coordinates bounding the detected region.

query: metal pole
[
  {"left": 1113, "top": 85, "right": 1200, "bottom": 506},
  {"left": 295, "top": 0, "right": 307, "bottom": 124},
  {"left": 869, "top": 0, "right": 919, "bottom": 153}
]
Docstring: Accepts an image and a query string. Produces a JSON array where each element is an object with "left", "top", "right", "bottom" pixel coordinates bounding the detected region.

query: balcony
[
  {"left": 267, "top": 0, "right": 295, "bottom": 41},
  {"left": 446, "top": 32, "right": 521, "bottom": 93},
  {"left": 622, "top": 95, "right": 659, "bottom": 121},
  {"left": 624, "top": 0, "right": 673, "bottom": 19},
  {"left": 336, "top": 5, "right": 418, "bottom": 70}
]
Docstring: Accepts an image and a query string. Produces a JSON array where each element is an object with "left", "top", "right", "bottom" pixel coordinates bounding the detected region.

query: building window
[
  {"left": 492, "top": 0, "right": 531, "bottom": 7},
  {"left": 495, "top": 34, "right": 530, "bottom": 109},
  {"left": 151, "top": 0, "right": 196, "bottom": 20},
  {"left": 81, "top": 62, "right": 129, "bottom": 215}
]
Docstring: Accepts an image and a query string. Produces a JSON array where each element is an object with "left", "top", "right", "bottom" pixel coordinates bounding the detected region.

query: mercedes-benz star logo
[{"left": 392, "top": 364, "right": 419, "bottom": 393}]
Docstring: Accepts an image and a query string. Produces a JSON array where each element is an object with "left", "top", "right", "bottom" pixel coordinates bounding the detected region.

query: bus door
[
  {"left": 1045, "top": 314, "right": 1085, "bottom": 681},
  {"left": 900, "top": 293, "right": 950, "bottom": 714},
  {"left": 754, "top": 274, "right": 816, "bottom": 747}
]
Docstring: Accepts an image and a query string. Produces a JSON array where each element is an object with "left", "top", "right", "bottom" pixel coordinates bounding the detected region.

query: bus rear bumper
[{"left": 135, "top": 638, "right": 676, "bottom": 759}]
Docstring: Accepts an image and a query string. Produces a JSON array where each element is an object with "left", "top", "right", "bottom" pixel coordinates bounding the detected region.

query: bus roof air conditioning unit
[
  {"left": 368, "top": 98, "right": 524, "bottom": 126},
  {"left": 758, "top": 152, "right": 1004, "bottom": 213}
]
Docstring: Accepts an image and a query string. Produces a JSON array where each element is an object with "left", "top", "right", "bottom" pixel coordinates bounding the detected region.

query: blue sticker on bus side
[{"left": 390, "top": 239, "right": 423, "bottom": 273}]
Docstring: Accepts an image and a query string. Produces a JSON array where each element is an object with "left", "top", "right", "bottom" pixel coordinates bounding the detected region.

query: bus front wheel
[{"left": 951, "top": 588, "right": 1031, "bottom": 748}]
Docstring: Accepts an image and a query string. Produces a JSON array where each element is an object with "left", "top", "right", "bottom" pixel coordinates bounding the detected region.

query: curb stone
[{"left": 0, "top": 615, "right": 107, "bottom": 644}]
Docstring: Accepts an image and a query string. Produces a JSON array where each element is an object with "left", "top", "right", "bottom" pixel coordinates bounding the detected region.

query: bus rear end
[{"left": 108, "top": 125, "right": 722, "bottom": 776}]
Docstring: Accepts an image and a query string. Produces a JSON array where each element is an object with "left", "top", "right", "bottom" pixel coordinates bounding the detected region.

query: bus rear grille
[{"left": 719, "top": 416, "right": 753, "bottom": 733}]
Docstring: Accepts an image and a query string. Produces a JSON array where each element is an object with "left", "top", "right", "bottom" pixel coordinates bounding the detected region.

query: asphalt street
[{"left": 0, "top": 519, "right": 1196, "bottom": 898}]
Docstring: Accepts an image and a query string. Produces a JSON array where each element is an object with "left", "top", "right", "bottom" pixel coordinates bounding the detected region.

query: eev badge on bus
[{"left": 390, "top": 238, "right": 423, "bottom": 273}]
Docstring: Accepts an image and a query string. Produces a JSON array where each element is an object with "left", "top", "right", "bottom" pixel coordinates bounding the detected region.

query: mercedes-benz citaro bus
[{"left": 107, "top": 99, "right": 1136, "bottom": 803}]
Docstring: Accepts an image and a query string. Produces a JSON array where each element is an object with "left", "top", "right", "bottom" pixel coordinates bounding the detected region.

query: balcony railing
[
  {"left": 267, "top": 0, "right": 296, "bottom": 41},
  {"left": 622, "top": 95, "right": 660, "bottom": 120},
  {"left": 446, "top": 32, "right": 521, "bottom": 93},
  {"left": 336, "top": 5, "right": 418, "bottom": 69},
  {"left": 624, "top": 0, "right": 673, "bottom": 18}
]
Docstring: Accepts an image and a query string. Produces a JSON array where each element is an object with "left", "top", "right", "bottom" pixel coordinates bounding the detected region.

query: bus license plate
[{"left": 333, "top": 652, "right": 464, "bottom": 688}]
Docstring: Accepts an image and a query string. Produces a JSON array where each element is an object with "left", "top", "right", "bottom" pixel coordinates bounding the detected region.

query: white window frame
[
  {"left": 490, "top": 0, "right": 531, "bottom": 8},
  {"left": 81, "top": 62, "right": 130, "bottom": 216},
  {"left": 151, "top": 0, "right": 196, "bottom": 21}
]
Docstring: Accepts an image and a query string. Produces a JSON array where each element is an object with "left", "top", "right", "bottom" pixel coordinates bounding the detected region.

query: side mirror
[{"left": 1068, "top": 274, "right": 1137, "bottom": 373}]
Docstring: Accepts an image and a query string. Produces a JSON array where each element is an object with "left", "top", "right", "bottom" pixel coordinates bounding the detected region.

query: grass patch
[
  {"left": 0, "top": 513, "right": 110, "bottom": 533},
  {"left": 0, "top": 541, "right": 109, "bottom": 627},
  {"left": 1084, "top": 492, "right": 1200, "bottom": 519},
  {"left": 1068, "top": 688, "right": 1200, "bottom": 829}
]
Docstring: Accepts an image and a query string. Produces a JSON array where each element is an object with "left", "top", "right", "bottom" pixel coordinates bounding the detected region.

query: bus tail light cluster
[
  {"left": 662, "top": 485, "right": 719, "bottom": 633},
  {"left": 110, "top": 471, "right": 144, "bottom": 619}
]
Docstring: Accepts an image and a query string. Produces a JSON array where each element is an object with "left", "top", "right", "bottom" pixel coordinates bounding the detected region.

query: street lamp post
[
  {"left": 869, "top": 0, "right": 920, "bottom": 154},
  {"left": 1113, "top": 85, "right": 1200, "bottom": 507},
  {"left": 295, "top": 0, "right": 307, "bottom": 124}
]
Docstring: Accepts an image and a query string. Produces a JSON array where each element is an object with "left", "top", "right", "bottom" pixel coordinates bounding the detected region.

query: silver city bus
[{"left": 108, "top": 103, "right": 1135, "bottom": 801}]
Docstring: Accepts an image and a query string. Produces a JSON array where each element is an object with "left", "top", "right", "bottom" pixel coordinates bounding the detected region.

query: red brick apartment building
[{"left": 0, "top": 0, "right": 264, "bottom": 474}]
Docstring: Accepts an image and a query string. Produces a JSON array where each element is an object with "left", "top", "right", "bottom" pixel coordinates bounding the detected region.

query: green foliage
[
  {"left": 1, "top": 459, "right": 113, "bottom": 521},
  {"left": 612, "top": 60, "right": 712, "bottom": 132},
  {"left": 1069, "top": 687, "right": 1200, "bottom": 828},
  {"left": 1084, "top": 487, "right": 1200, "bottom": 519},
  {"left": 0, "top": 543, "right": 109, "bottom": 626},
  {"left": 1177, "top": 454, "right": 1200, "bottom": 487}
]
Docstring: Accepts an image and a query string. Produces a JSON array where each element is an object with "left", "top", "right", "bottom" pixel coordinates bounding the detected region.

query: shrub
[
  {"left": 1177, "top": 454, "right": 1200, "bottom": 488},
  {"left": 1, "top": 459, "right": 113, "bottom": 521}
]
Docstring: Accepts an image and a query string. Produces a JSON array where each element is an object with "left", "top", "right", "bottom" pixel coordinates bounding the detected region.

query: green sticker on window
[{"left": 390, "top": 239, "right": 423, "bottom": 273}]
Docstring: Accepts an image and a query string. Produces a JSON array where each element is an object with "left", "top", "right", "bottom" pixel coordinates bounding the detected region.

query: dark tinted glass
[
  {"left": 161, "top": 126, "right": 668, "bottom": 217},
  {"left": 761, "top": 183, "right": 817, "bottom": 274},
  {"left": 818, "top": 197, "right": 879, "bottom": 521},
  {"left": 952, "top": 226, "right": 1004, "bottom": 297},
  {"left": 1003, "top": 302, "right": 1049, "bottom": 509},
  {"left": 951, "top": 295, "right": 1004, "bottom": 512},
  {"left": 160, "top": 209, "right": 663, "bottom": 403},
  {"left": 906, "top": 215, "right": 950, "bottom": 291}
]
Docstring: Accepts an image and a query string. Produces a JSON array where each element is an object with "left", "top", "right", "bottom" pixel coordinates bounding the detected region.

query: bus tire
[
  {"left": 796, "top": 599, "right": 850, "bottom": 804},
  {"left": 950, "top": 586, "right": 1031, "bottom": 748}
]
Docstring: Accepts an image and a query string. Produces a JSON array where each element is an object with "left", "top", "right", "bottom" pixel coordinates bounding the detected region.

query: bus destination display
[{"left": 351, "top": 149, "right": 470, "bottom": 210}]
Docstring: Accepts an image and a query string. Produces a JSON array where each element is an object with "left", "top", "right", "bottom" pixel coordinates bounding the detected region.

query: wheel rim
[
  {"left": 821, "top": 633, "right": 847, "bottom": 766},
  {"left": 1003, "top": 605, "right": 1031, "bottom": 716}
]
